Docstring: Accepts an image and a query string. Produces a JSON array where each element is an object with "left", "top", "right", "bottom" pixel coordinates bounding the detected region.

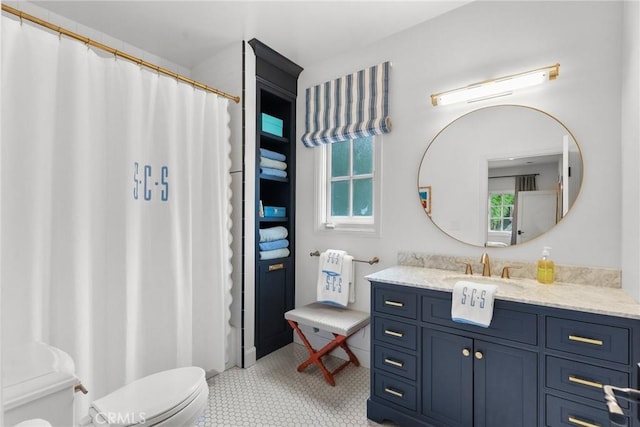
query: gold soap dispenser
[{"left": 536, "top": 246, "right": 555, "bottom": 284}]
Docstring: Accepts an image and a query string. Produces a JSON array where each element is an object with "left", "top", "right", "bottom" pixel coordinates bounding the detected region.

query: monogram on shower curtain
[{"left": 1, "top": 15, "right": 232, "bottom": 418}]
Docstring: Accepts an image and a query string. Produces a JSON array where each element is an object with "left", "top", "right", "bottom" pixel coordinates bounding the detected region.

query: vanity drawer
[
  {"left": 546, "top": 356, "right": 629, "bottom": 407},
  {"left": 373, "top": 284, "right": 417, "bottom": 320},
  {"left": 545, "top": 394, "right": 618, "bottom": 427},
  {"left": 546, "top": 317, "right": 629, "bottom": 364},
  {"left": 373, "top": 372, "right": 417, "bottom": 412},
  {"left": 374, "top": 344, "right": 417, "bottom": 381},
  {"left": 421, "top": 294, "right": 538, "bottom": 345},
  {"left": 373, "top": 317, "right": 417, "bottom": 351}
]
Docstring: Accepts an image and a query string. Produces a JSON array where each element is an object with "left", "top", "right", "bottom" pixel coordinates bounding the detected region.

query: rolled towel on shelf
[
  {"left": 260, "top": 248, "right": 290, "bottom": 260},
  {"left": 259, "top": 239, "right": 289, "bottom": 251},
  {"left": 259, "top": 148, "right": 286, "bottom": 162},
  {"left": 260, "top": 167, "right": 287, "bottom": 178},
  {"left": 260, "top": 157, "right": 287, "bottom": 171},
  {"left": 259, "top": 226, "right": 288, "bottom": 242}
]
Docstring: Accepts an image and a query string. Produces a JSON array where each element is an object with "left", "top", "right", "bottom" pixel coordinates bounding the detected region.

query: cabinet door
[
  {"left": 423, "top": 329, "right": 473, "bottom": 426},
  {"left": 473, "top": 340, "right": 537, "bottom": 427},
  {"left": 256, "top": 259, "right": 294, "bottom": 358}
]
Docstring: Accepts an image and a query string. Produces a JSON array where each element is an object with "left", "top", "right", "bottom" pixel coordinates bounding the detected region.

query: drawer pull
[
  {"left": 384, "top": 387, "right": 404, "bottom": 398},
  {"left": 568, "top": 335, "right": 603, "bottom": 346},
  {"left": 569, "top": 375, "right": 603, "bottom": 389},
  {"left": 384, "top": 329, "right": 404, "bottom": 338},
  {"left": 568, "top": 416, "right": 600, "bottom": 427},
  {"left": 384, "top": 300, "right": 404, "bottom": 308},
  {"left": 462, "top": 348, "right": 470, "bottom": 357},
  {"left": 268, "top": 263, "right": 284, "bottom": 271},
  {"left": 384, "top": 358, "right": 405, "bottom": 368}
]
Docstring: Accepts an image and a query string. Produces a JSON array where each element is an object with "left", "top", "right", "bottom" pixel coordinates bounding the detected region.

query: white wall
[
  {"left": 3, "top": 1, "right": 190, "bottom": 77},
  {"left": 621, "top": 1, "right": 640, "bottom": 301},
  {"left": 295, "top": 1, "right": 631, "bottom": 363}
]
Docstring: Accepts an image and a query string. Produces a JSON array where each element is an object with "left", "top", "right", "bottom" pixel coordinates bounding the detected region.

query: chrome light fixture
[{"left": 431, "top": 63, "right": 560, "bottom": 107}]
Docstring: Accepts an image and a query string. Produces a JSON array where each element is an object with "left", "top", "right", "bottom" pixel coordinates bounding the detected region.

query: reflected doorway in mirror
[{"left": 419, "top": 186, "right": 432, "bottom": 216}]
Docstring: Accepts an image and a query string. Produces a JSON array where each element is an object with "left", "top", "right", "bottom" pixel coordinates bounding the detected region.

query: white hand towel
[
  {"left": 322, "top": 249, "right": 347, "bottom": 275},
  {"left": 451, "top": 280, "right": 498, "bottom": 328},
  {"left": 317, "top": 252, "right": 353, "bottom": 307}
]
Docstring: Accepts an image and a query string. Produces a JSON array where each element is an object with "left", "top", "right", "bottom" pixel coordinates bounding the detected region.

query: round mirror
[{"left": 418, "top": 105, "right": 583, "bottom": 247}]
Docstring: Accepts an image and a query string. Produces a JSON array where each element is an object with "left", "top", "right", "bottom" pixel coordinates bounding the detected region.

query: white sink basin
[{"left": 442, "top": 274, "right": 525, "bottom": 289}]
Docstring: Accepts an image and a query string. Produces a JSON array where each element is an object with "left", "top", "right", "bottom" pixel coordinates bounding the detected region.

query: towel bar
[{"left": 309, "top": 250, "right": 379, "bottom": 265}]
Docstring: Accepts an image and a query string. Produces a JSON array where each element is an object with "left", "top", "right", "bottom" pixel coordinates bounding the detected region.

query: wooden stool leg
[
  {"left": 336, "top": 334, "right": 361, "bottom": 367},
  {"left": 286, "top": 319, "right": 362, "bottom": 386},
  {"left": 287, "top": 319, "right": 317, "bottom": 371}
]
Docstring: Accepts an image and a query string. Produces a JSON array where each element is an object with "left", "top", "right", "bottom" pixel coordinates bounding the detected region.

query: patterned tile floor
[{"left": 194, "top": 343, "right": 389, "bottom": 426}]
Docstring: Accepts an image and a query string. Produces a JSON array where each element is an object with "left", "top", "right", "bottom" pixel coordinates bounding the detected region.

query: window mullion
[{"left": 348, "top": 140, "right": 354, "bottom": 217}]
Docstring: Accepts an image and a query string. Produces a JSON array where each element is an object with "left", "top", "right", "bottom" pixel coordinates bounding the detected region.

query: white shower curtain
[{"left": 1, "top": 15, "right": 232, "bottom": 418}]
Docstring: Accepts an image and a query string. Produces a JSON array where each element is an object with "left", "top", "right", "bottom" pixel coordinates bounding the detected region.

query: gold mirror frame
[{"left": 417, "top": 105, "right": 584, "bottom": 247}]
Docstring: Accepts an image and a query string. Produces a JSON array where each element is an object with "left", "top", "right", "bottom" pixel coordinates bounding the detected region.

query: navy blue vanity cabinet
[
  {"left": 423, "top": 329, "right": 537, "bottom": 427},
  {"left": 368, "top": 281, "right": 539, "bottom": 426},
  {"left": 367, "top": 280, "right": 640, "bottom": 427},
  {"left": 543, "top": 309, "right": 639, "bottom": 427}
]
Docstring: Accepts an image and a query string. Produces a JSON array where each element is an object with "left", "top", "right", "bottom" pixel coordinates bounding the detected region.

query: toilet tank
[{"left": 2, "top": 342, "right": 78, "bottom": 427}]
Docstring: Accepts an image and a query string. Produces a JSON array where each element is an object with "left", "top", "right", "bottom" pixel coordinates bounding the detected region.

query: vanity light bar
[{"left": 431, "top": 63, "right": 560, "bottom": 107}]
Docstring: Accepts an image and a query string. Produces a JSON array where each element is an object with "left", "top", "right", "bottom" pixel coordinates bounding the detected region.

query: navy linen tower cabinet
[{"left": 249, "top": 39, "right": 302, "bottom": 360}]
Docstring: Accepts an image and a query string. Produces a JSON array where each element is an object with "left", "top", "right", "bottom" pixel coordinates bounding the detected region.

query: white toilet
[
  {"left": 79, "top": 366, "right": 209, "bottom": 427},
  {"left": 3, "top": 342, "right": 209, "bottom": 427}
]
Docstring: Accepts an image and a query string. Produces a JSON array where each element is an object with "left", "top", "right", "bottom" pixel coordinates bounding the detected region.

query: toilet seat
[{"left": 82, "top": 367, "right": 209, "bottom": 427}]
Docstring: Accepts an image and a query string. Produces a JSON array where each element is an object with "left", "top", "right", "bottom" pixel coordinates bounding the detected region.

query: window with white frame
[
  {"left": 317, "top": 136, "right": 381, "bottom": 234},
  {"left": 488, "top": 192, "right": 514, "bottom": 232}
]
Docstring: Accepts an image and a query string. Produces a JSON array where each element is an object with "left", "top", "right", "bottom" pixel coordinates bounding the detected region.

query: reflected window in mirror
[
  {"left": 489, "top": 193, "right": 514, "bottom": 232},
  {"left": 316, "top": 136, "right": 381, "bottom": 235}
]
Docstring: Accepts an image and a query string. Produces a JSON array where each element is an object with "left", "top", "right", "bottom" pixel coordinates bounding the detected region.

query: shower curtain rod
[{"left": 1, "top": 4, "right": 241, "bottom": 104}]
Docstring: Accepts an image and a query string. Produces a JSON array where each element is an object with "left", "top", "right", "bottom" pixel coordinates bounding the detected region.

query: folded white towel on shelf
[
  {"left": 259, "top": 248, "right": 290, "bottom": 260},
  {"left": 260, "top": 157, "right": 287, "bottom": 171},
  {"left": 322, "top": 249, "right": 347, "bottom": 275},
  {"left": 259, "top": 226, "right": 288, "bottom": 242},
  {"left": 451, "top": 280, "right": 498, "bottom": 328},
  {"left": 317, "top": 251, "right": 354, "bottom": 307}
]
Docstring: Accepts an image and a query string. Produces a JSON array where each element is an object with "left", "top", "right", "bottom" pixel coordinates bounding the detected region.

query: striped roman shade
[{"left": 301, "top": 61, "right": 391, "bottom": 147}]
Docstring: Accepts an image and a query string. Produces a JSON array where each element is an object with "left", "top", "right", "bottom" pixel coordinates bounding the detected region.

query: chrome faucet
[{"left": 480, "top": 253, "right": 491, "bottom": 277}]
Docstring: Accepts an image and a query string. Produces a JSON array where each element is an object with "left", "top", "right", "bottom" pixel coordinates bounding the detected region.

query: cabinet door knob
[
  {"left": 462, "top": 348, "right": 470, "bottom": 357},
  {"left": 475, "top": 351, "right": 484, "bottom": 360}
]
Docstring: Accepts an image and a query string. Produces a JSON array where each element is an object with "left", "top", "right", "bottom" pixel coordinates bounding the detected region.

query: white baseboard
[{"left": 243, "top": 346, "right": 257, "bottom": 368}]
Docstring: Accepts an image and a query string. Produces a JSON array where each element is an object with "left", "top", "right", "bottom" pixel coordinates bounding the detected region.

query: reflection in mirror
[{"left": 418, "top": 105, "right": 583, "bottom": 247}]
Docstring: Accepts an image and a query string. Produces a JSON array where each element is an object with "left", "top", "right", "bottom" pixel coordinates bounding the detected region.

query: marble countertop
[{"left": 366, "top": 266, "right": 640, "bottom": 320}]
